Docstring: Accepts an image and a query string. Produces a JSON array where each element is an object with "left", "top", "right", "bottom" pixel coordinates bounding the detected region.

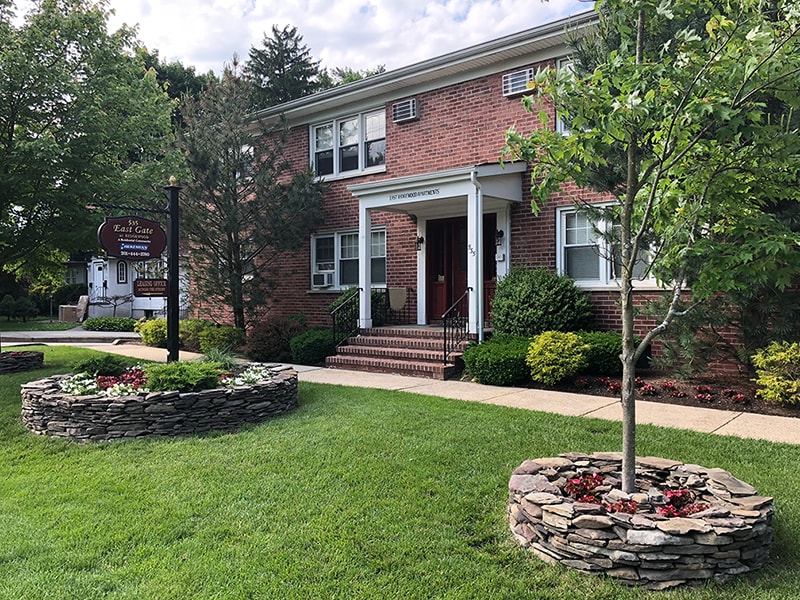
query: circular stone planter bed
[
  {"left": 1, "top": 350, "right": 44, "bottom": 375},
  {"left": 20, "top": 365, "right": 298, "bottom": 442},
  {"left": 508, "top": 453, "right": 774, "bottom": 590}
]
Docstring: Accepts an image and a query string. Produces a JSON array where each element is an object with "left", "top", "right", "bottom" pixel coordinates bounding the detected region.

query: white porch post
[
  {"left": 467, "top": 174, "right": 484, "bottom": 339},
  {"left": 358, "top": 202, "right": 372, "bottom": 328}
]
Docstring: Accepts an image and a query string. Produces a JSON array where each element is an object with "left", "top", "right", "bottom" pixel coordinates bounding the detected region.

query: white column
[
  {"left": 358, "top": 203, "right": 372, "bottom": 328},
  {"left": 416, "top": 218, "right": 427, "bottom": 325},
  {"left": 467, "top": 180, "right": 483, "bottom": 338}
]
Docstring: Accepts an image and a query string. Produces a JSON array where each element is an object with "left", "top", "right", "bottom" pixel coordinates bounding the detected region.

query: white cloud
[{"left": 12, "top": 0, "right": 591, "bottom": 75}]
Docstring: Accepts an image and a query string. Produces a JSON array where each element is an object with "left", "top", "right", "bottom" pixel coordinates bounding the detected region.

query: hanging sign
[
  {"left": 133, "top": 278, "right": 169, "bottom": 298},
  {"left": 97, "top": 216, "right": 167, "bottom": 259}
]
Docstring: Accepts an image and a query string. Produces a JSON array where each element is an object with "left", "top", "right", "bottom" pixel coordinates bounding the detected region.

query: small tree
[
  {"left": 504, "top": 0, "right": 800, "bottom": 491},
  {"left": 178, "top": 60, "right": 326, "bottom": 330}
]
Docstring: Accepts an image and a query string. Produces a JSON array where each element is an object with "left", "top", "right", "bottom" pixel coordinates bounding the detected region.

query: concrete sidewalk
[{"left": 6, "top": 330, "right": 800, "bottom": 446}]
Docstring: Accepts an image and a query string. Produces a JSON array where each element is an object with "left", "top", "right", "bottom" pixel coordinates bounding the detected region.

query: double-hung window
[
  {"left": 311, "top": 109, "right": 386, "bottom": 177},
  {"left": 556, "top": 58, "right": 574, "bottom": 135},
  {"left": 557, "top": 206, "right": 652, "bottom": 287},
  {"left": 311, "top": 229, "right": 386, "bottom": 289}
]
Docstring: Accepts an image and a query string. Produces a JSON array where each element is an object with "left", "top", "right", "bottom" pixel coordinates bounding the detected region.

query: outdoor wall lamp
[
  {"left": 415, "top": 236, "right": 425, "bottom": 251},
  {"left": 495, "top": 229, "right": 505, "bottom": 246}
]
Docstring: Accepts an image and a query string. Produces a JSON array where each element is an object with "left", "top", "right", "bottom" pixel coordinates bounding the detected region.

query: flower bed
[
  {"left": 508, "top": 453, "right": 774, "bottom": 590},
  {"left": 0, "top": 350, "right": 44, "bottom": 375},
  {"left": 20, "top": 365, "right": 298, "bottom": 442}
]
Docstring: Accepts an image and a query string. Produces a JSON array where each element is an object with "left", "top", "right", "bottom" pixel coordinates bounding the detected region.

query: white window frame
[
  {"left": 556, "top": 58, "right": 573, "bottom": 135},
  {"left": 310, "top": 108, "right": 386, "bottom": 179},
  {"left": 311, "top": 228, "right": 386, "bottom": 290},
  {"left": 556, "top": 205, "right": 655, "bottom": 289},
  {"left": 117, "top": 261, "right": 128, "bottom": 284}
]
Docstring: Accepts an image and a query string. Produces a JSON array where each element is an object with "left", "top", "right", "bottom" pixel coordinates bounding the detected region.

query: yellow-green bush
[
  {"left": 752, "top": 341, "right": 800, "bottom": 405},
  {"left": 526, "top": 331, "right": 589, "bottom": 386},
  {"left": 135, "top": 318, "right": 167, "bottom": 348}
]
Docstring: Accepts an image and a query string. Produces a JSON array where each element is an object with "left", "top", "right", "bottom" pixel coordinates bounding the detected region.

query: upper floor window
[
  {"left": 556, "top": 58, "right": 574, "bottom": 135},
  {"left": 311, "top": 109, "right": 386, "bottom": 177},
  {"left": 557, "top": 206, "right": 652, "bottom": 287}
]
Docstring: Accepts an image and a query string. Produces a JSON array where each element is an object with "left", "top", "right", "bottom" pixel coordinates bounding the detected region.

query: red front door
[{"left": 426, "top": 215, "right": 497, "bottom": 322}]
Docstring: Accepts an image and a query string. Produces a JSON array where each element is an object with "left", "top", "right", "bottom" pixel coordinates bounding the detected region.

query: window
[
  {"left": 65, "top": 267, "right": 81, "bottom": 285},
  {"left": 311, "top": 229, "right": 386, "bottom": 288},
  {"left": 556, "top": 58, "right": 573, "bottom": 135},
  {"left": 117, "top": 261, "right": 128, "bottom": 284},
  {"left": 311, "top": 109, "right": 385, "bottom": 177},
  {"left": 557, "top": 206, "right": 652, "bottom": 287}
]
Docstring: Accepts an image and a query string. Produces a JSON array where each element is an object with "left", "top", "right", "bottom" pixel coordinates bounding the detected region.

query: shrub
[
  {"left": 71, "top": 355, "right": 128, "bottom": 377},
  {"left": 201, "top": 348, "right": 241, "bottom": 372},
  {"left": 14, "top": 297, "right": 38, "bottom": 321},
  {"left": 491, "top": 267, "right": 593, "bottom": 337},
  {"left": 290, "top": 327, "right": 335, "bottom": 365},
  {"left": 578, "top": 331, "right": 624, "bottom": 376},
  {"left": 526, "top": 331, "right": 589, "bottom": 386},
  {"left": 752, "top": 341, "right": 800, "bottom": 405},
  {"left": 0, "top": 294, "right": 16, "bottom": 320},
  {"left": 82, "top": 317, "right": 138, "bottom": 332},
  {"left": 180, "top": 319, "right": 215, "bottom": 352},
  {"left": 144, "top": 361, "right": 222, "bottom": 393},
  {"left": 199, "top": 325, "right": 245, "bottom": 353},
  {"left": 246, "top": 314, "right": 307, "bottom": 363},
  {"left": 462, "top": 334, "right": 530, "bottom": 386},
  {"left": 136, "top": 318, "right": 168, "bottom": 348}
]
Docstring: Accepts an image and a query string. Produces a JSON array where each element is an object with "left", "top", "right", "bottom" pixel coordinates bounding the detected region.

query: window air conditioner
[
  {"left": 392, "top": 98, "right": 418, "bottom": 123},
  {"left": 502, "top": 68, "right": 535, "bottom": 96},
  {"left": 312, "top": 272, "right": 334, "bottom": 288}
]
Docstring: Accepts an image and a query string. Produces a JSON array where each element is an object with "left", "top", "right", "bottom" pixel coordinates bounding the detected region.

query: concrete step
[{"left": 337, "top": 343, "right": 452, "bottom": 363}]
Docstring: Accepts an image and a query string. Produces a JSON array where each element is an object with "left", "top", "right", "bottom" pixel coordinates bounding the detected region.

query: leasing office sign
[{"left": 97, "top": 216, "right": 167, "bottom": 259}]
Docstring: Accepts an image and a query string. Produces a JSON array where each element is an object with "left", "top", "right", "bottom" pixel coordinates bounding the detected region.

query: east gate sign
[{"left": 97, "top": 216, "right": 167, "bottom": 259}]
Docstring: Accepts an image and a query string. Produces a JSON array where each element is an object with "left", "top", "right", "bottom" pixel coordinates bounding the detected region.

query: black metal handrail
[
  {"left": 442, "top": 287, "right": 471, "bottom": 363},
  {"left": 331, "top": 288, "right": 361, "bottom": 347}
]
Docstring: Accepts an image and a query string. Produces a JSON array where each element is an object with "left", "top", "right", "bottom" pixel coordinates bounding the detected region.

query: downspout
[{"left": 470, "top": 170, "right": 484, "bottom": 342}]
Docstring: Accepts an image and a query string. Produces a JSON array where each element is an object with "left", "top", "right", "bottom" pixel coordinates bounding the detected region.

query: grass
[
  {"left": 1, "top": 346, "right": 799, "bottom": 599},
  {"left": 0, "top": 318, "right": 77, "bottom": 332}
]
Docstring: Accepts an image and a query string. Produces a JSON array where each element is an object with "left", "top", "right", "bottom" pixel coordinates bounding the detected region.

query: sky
[{"left": 15, "top": 0, "right": 593, "bottom": 75}]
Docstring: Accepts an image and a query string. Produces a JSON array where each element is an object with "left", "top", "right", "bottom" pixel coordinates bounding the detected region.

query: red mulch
[{"left": 551, "top": 371, "right": 800, "bottom": 419}]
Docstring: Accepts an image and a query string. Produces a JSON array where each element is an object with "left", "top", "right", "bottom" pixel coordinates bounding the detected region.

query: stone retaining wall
[
  {"left": 1, "top": 351, "right": 44, "bottom": 375},
  {"left": 508, "top": 453, "right": 774, "bottom": 590},
  {"left": 20, "top": 367, "right": 298, "bottom": 442}
]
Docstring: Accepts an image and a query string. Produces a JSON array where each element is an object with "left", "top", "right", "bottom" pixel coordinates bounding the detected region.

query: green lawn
[
  {"left": 1, "top": 346, "right": 798, "bottom": 599},
  {"left": 0, "top": 318, "right": 77, "bottom": 332}
]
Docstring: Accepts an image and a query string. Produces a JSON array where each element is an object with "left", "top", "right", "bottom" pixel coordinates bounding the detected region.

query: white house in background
[{"left": 85, "top": 256, "right": 189, "bottom": 320}]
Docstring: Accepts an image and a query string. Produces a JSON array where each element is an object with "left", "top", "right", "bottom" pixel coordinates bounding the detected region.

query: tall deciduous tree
[
  {"left": 503, "top": 0, "right": 800, "bottom": 491},
  {"left": 178, "top": 60, "right": 326, "bottom": 330},
  {"left": 244, "top": 25, "right": 323, "bottom": 109},
  {"left": 0, "top": 0, "right": 178, "bottom": 278}
]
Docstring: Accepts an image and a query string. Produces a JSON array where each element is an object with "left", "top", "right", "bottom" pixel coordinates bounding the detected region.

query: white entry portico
[{"left": 347, "top": 162, "right": 527, "bottom": 340}]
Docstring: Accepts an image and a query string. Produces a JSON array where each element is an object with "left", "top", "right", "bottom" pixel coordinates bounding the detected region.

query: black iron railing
[
  {"left": 442, "top": 287, "right": 471, "bottom": 363},
  {"left": 331, "top": 287, "right": 361, "bottom": 347},
  {"left": 375, "top": 287, "right": 415, "bottom": 326}
]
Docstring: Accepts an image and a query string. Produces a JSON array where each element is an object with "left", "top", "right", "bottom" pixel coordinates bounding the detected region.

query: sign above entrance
[
  {"left": 388, "top": 188, "right": 440, "bottom": 202},
  {"left": 98, "top": 216, "right": 167, "bottom": 260}
]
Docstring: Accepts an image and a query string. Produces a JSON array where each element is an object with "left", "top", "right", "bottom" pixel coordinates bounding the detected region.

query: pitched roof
[{"left": 254, "top": 9, "right": 596, "bottom": 124}]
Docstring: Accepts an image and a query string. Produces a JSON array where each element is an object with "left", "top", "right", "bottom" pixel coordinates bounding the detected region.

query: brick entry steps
[{"left": 325, "top": 326, "right": 470, "bottom": 380}]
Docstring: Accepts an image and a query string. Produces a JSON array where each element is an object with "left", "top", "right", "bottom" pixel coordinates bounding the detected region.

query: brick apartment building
[{"left": 248, "top": 10, "right": 664, "bottom": 375}]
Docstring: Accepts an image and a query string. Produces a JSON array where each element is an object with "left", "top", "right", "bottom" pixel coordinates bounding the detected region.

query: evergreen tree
[
  {"left": 244, "top": 25, "right": 323, "bottom": 109},
  {"left": 178, "top": 60, "right": 326, "bottom": 329}
]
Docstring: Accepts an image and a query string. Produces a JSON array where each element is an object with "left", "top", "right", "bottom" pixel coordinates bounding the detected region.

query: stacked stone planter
[
  {"left": 1, "top": 350, "right": 44, "bottom": 374},
  {"left": 508, "top": 453, "right": 774, "bottom": 590},
  {"left": 20, "top": 366, "right": 298, "bottom": 442}
]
